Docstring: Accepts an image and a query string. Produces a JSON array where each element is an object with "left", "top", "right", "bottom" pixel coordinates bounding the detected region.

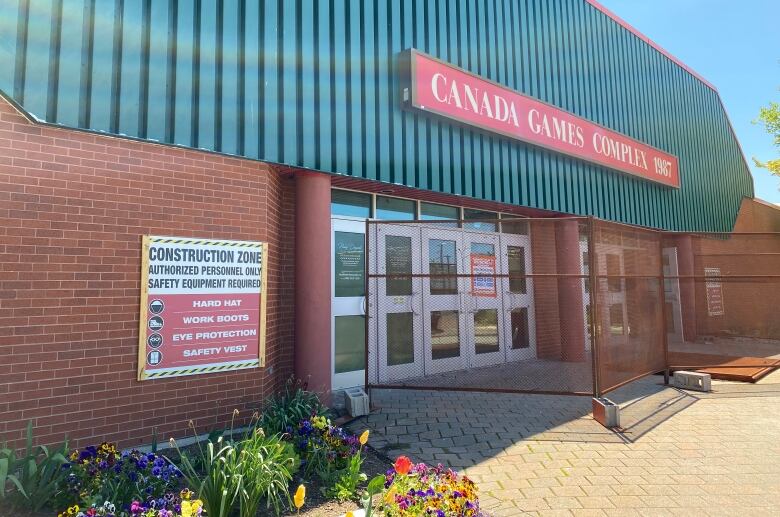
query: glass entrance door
[
  {"left": 462, "top": 232, "right": 505, "bottom": 368},
  {"left": 580, "top": 238, "right": 592, "bottom": 352},
  {"left": 662, "top": 247, "right": 684, "bottom": 344},
  {"left": 375, "top": 224, "right": 423, "bottom": 382},
  {"left": 421, "top": 227, "right": 468, "bottom": 375},
  {"left": 331, "top": 218, "right": 367, "bottom": 390},
  {"left": 501, "top": 233, "right": 536, "bottom": 361},
  {"left": 603, "top": 251, "right": 628, "bottom": 345}
]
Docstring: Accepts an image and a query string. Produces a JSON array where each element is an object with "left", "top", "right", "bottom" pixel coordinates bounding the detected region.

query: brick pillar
[
  {"left": 671, "top": 234, "right": 697, "bottom": 343},
  {"left": 531, "top": 221, "right": 562, "bottom": 360},
  {"left": 556, "top": 219, "right": 587, "bottom": 362},
  {"left": 295, "top": 172, "right": 332, "bottom": 396}
]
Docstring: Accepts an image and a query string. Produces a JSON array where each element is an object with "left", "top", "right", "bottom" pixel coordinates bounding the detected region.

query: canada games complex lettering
[
  {"left": 403, "top": 49, "right": 680, "bottom": 188},
  {"left": 137, "top": 236, "right": 268, "bottom": 380}
]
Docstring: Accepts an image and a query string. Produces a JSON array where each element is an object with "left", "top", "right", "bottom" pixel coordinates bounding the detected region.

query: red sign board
[
  {"left": 470, "top": 254, "right": 497, "bottom": 298},
  {"left": 138, "top": 236, "right": 268, "bottom": 380},
  {"left": 404, "top": 49, "right": 680, "bottom": 188}
]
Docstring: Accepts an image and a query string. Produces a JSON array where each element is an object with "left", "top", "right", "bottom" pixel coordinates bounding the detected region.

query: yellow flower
[
  {"left": 293, "top": 484, "right": 306, "bottom": 509},
  {"left": 181, "top": 499, "right": 203, "bottom": 517},
  {"left": 359, "top": 430, "right": 369, "bottom": 446}
]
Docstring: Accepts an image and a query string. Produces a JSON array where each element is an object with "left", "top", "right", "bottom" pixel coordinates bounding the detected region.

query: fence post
[
  {"left": 659, "top": 233, "right": 671, "bottom": 386},
  {"left": 587, "top": 217, "right": 602, "bottom": 398}
]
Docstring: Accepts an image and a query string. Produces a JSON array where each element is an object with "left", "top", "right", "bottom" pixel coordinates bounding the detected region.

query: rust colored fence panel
[
  {"left": 591, "top": 220, "right": 666, "bottom": 395},
  {"left": 364, "top": 218, "right": 780, "bottom": 397}
]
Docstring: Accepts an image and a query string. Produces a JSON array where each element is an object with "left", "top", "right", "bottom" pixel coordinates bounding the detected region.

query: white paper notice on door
[{"left": 704, "top": 267, "right": 724, "bottom": 317}]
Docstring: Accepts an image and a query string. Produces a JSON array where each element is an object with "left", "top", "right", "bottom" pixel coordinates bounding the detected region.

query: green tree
[{"left": 753, "top": 96, "right": 780, "bottom": 177}]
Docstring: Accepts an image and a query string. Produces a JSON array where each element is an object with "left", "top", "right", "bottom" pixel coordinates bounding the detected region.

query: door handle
[{"left": 361, "top": 297, "right": 367, "bottom": 315}]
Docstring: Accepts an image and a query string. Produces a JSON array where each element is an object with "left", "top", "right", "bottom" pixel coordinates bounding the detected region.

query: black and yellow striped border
[
  {"left": 150, "top": 237, "right": 262, "bottom": 248},
  {"left": 145, "top": 359, "right": 260, "bottom": 379},
  {"left": 137, "top": 235, "right": 268, "bottom": 381}
]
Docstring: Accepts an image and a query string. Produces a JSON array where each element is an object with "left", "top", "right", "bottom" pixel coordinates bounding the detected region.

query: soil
[{"left": 284, "top": 445, "right": 389, "bottom": 517}]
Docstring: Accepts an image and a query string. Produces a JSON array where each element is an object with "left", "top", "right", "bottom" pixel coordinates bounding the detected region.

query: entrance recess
[{"left": 369, "top": 221, "right": 538, "bottom": 385}]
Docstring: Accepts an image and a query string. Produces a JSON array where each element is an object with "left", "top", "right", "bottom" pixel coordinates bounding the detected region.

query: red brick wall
[
  {"left": 530, "top": 220, "right": 563, "bottom": 361},
  {"left": 691, "top": 216, "right": 780, "bottom": 341},
  {"left": 0, "top": 96, "right": 296, "bottom": 449},
  {"left": 732, "top": 197, "right": 780, "bottom": 233}
]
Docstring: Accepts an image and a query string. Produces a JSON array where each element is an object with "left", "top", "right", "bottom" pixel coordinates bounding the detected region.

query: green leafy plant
[
  {"left": 360, "top": 474, "right": 386, "bottom": 517},
  {"left": 169, "top": 432, "right": 241, "bottom": 517},
  {"left": 324, "top": 451, "right": 367, "bottom": 501},
  {"left": 0, "top": 421, "right": 69, "bottom": 512},
  {"left": 259, "top": 378, "right": 329, "bottom": 436},
  {"left": 236, "top": 428, "right": 300, "bottom": 517},
  {"left": 753, "top": 98, "right": 780, "bottom": 177},
  {"left": 291, "top": 418, "right": 369, "bottom": 502}
]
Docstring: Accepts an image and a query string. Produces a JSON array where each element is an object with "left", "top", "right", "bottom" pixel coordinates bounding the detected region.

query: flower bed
[
  {"left": 0, "top": 382, "right": 488, "bottom": 516},
  {"left": 381, "top": 457, "right": 485, "bottom": 517}
]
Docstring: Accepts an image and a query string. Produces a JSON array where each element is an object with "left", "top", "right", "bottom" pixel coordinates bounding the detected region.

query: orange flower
[{"left": 394, "top": 455, "right": 413, "bottom": 475}]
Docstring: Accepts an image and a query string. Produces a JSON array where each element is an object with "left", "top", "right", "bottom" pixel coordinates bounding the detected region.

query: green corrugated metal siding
[{"left": 0, "top": 0, "right": 753, "bottom": 231}]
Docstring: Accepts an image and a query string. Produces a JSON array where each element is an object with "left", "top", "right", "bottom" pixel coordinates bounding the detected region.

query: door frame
[
  {"left": 331, "top": 217, "right": 368, "bottom": 391},
  {"left": 375, "top": 223, "right": 424, "bottom": 383},
  {"left": 420, "top": 226, "right": 470, "bottom": 375},
  {"left": 500, "top": 232, "right": 537, "bottom": 361},
  {"left": 662, "top": 247, "right": 684, "bottom": 344},
  {"left": 580, "top": 238, "right": 592, "bottom": 352},
  {"left": 462, "top": 231, "right": 505, "bottom": 368},
  {"left": 601, "top": 249, "right": 629, "bottom": 345}
]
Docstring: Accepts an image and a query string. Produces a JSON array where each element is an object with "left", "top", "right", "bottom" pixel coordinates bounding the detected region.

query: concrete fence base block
[
  {"left": 673, "top": 371, "right": 712, "bottom": 392},
  {"left": 592, "top": 397, "right": 620, "bottom": 428}
]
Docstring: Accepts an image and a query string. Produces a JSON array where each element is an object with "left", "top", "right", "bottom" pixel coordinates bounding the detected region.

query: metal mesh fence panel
[
  {"left": 662, "top": 231, "right": 780, "bottom": 376},
  {"left": 591, "top": 220, "right": 666, "bottom": 395},
  {"left": 366, "top": 217, "right": 595, "bottom": 395},
  {"left": 364, "top": 217, "right": 780, "bottom": 397}
]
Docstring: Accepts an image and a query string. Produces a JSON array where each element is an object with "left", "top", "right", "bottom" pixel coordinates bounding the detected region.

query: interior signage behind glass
[
  {"left": 334, "top": 231, "right": 365, "bottom": 297},
  {"left": 402, "top": 49, "right": 680, "bottom": 188}
]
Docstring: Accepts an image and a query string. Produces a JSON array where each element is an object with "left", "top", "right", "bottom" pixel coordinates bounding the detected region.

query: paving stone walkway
[{"left": 348, "top": 371, "right": 780, "bottom": 516}]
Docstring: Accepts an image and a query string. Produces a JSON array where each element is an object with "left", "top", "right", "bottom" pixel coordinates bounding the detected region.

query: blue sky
[{"left": 598, "top": 0, "right": 780, "bottom": 203}]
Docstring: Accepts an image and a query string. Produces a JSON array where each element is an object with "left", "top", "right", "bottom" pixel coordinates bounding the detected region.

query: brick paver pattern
[{"left": 348, "top": 371, "right": 780, "bottom": 516}]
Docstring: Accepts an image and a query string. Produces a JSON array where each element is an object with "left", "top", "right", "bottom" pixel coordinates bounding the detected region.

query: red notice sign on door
[
  {"left": 471, "top": 254, "right": 498, "bottom": 298},
  {"left": 137, "top": 236, "right": 268, "bottom": 380}
]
